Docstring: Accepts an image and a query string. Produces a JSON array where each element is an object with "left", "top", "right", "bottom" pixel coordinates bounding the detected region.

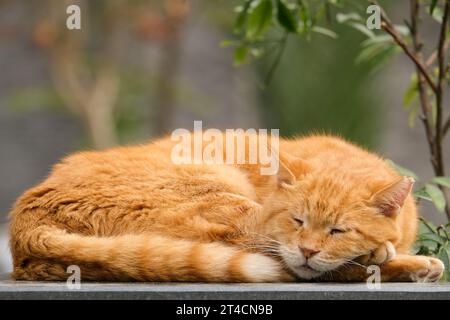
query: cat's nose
[{"left": 299, "top": 246, "right": 320, "bottom": 259}]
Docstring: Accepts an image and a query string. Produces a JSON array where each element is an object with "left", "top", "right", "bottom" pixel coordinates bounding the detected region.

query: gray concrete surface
[{"left": 0, "top": 274, "right": 449, "bottom": 300}]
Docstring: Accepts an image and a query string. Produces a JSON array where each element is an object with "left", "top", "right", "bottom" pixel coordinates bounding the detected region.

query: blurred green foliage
[
  {"left": 256, "top": 25, "right": 382, "bottom": 148},
  {"left": 390, "top": 160, "right": 450, "bottom": 280},
  {"left": 415, "top": 218, "right": 450, "bottom": 281},
  {"left": 223, "top": 0, "right": 393, "bottom": 148}
]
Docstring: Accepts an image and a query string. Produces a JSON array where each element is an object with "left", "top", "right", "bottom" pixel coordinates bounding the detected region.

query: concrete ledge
[{"left": 0, "top": 274, "right": 449, "bottom": 300}]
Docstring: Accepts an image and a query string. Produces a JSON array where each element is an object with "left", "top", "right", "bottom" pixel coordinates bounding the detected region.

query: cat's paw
[
  {"left": 409, "top": 256, "right": 444, "bottom": 283},
  {"left": 359, "top": 241, "right": 396, "bottom": 265}
]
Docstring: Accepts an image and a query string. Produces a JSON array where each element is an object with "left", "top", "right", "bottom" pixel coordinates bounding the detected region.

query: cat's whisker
[{"left": 344, "top": 260, "right": 366, "bottom": 268}]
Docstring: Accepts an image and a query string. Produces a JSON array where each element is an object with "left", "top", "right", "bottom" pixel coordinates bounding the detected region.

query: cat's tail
[{"left": 12, "top": 226, "right": 292, "bottom": 282}]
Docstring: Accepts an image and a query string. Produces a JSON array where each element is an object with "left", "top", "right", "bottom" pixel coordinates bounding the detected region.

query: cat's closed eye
[
  {"left": 292, "top": 217, "right": 304, "bottom": 227},
  {"left": 330, "top": 228, "right": 346, "bottom": 235}
]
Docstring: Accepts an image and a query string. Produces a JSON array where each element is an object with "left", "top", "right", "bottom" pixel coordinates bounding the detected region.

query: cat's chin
[{"left": 290, "top": 265, "right": 323, "bottom": 280}]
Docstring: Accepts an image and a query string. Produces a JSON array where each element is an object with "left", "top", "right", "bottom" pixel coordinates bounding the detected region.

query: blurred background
[{"left": 0, "top": 0, "right": 448, "bottom": 274}]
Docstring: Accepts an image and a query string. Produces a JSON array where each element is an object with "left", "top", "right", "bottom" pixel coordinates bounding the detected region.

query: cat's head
[{"left": 262, "top": 153, "right": 414, "bottom": 280}]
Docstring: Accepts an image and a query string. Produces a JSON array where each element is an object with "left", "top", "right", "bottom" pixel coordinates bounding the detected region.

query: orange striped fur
[{"left": 9, "top": 133, "right": 444, "bottom": 282}]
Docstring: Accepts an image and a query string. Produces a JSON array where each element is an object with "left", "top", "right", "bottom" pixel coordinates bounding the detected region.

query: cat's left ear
[
  {"left": 277, "top": 152, "right": 311, "bottom": 187},
  {"left": 371, "top": 177, "right": 415, "bottom": 217}
]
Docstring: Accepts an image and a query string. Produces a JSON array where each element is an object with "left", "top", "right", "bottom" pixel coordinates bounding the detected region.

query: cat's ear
[
  {"left": 371, "top": 177, "right": 415, "bottom": 217},
  {"left": 277, "top": 152, "right": 311, "bottom": 187}
]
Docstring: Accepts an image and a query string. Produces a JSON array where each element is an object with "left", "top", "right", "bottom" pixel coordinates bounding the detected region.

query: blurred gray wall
[{"left": 0, "top": 1, "right": 260, "bottom": 273}]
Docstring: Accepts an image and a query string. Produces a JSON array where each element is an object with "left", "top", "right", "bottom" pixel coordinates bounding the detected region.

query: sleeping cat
[{"left": 9, "top": 133, "right": 444, "bottom": 282}]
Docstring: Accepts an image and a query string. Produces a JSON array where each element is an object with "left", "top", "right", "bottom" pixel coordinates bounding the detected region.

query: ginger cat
[{"left": 9, "top": 133, "right": 444, "bottom": 282}]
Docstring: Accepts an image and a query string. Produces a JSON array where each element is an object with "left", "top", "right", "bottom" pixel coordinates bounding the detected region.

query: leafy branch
[
  {"left": 225, "top": 0, "right": 450, "bottom": 221},
  {"left": 415, "top": 218, "right": 450, "bottom": 281},
  {"left": 373, "top": 0, "right": 450, "bottom": 219},
  {"left": 223, "top": 0, "right": 338, "bottom": 84},
  {"left": 389, "top": 160, "right": 450, "bottom": 280}
]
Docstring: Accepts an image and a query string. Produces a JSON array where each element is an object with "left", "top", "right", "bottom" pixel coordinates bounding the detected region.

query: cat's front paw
[
  {"left": 409, "top": 256, "right": 444, "bottom": 283},
  {"left": 358, "top": 241, "right": 396, "bottom": 265}
]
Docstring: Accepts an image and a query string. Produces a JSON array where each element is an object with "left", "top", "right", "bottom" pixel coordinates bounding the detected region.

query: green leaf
[
  {"left": 419, "top": 232, "right": 444, "bottom": 244},
  {"left": 361, "top": 35, "right": 393, "bottom": 47},
  {"left": 234, "top": 46, "right": 249, "bottom": 65},
  {"left": 407, "top": 104, "right": 419, "bottom": 128},
  {"left": 430, "top": 0, "right": 438, "bottom": 15},
  {"left": 385, "top": 160, "right": 419, "bottom": 180},
  {"left": 234, "top": 0, "right": 254, "bottom": 34},
  {"left": 403, "top": 74, "right": 418, "bottom": 107},
  {"left": 417, "top": 240, "right": 438, "bottom": 252},
  {"left": 431, "top": 6, "right": 444, "bottom": 23},
  {"left": 425, "top": 183, "right": 446, "bottom": 213},
  {"left": 220, "top": 39, "right": 237, "bottom": 48},
  {"left": 311, "top": 26, "right": 338, "bottom": 39},
  {"left": 437, "top": 226, "right": 450, "bottom": 240},
  {"left": 277, "top": 0, "right": 298, "bottom": 32},
  {"left": 419, "top": 218, "right": 438, "bottom": 234},
  {"left": 355, "top": 43, "right": 387, "bottom": 64},
  {"left": 438, "top": 247, "right": 450, "bottom": 272},
  {"left": 348, "top": 22, "right": 375, "bottom": 38},
  {"left": 336, "top": 12, "right": 362, "bottom": 23},
  {"left": 366, "top": 45, "right": 399, "bottom": 74},
  {"left": 432, "top": 177, "right": 450, "bottom": 188},
  {"left": 246, "top": 0, "right": 274, "bottom": 40},
  {"left": 415, "top": 244, "right": 430, "bottom": 255},
  {"left": 297, "top": 0, "right": 311, "bottom": 34},
  {"left": 414, "top": 188, "right": 432, "bottom": 202},
  {"left": 403, "top": 74, "right": 419, "bottom": 128},
  {"left": 431, "top": 101, "right": 437, "bottom": 126},
  {"left": 394, "top": 25, "right": 410, "bottom": 37},
  {"left": 250, "top": 48, "right": 264, "bottom": 58}
]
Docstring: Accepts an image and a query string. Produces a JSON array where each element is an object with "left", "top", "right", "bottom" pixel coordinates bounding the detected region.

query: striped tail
[{"left": 12, "top": 226, "right": 292, "bottom": 282}]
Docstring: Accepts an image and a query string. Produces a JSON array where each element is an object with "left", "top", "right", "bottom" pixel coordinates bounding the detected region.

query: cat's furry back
[{"left": 9, "top": 134, "right": 444, "bottom": 282}]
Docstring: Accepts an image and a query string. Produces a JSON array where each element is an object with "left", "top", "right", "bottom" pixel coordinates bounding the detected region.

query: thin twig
[
  {"left": 375, "top": 0, "right": 450, "bottom": 219},
  {"left": 384, "top": 30, "right": 437, "bottom": 93},
  {"left": 370, "top": 1, "right": 437, "bottom": 93},
  {"left": 426, "top": 38, "right": 450, "bottom": 67},
  {"left": 409, "top": 0, "right": 436, "bottom": 166},
  {"left": 436, "top": 0, "right": 449, "bottom": 142},
  {"left": 435, "top": 0, "right": 450, "bottom": 218},
  {"left": 444, "top": 117, "right": 450, "bottom": 136}
]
